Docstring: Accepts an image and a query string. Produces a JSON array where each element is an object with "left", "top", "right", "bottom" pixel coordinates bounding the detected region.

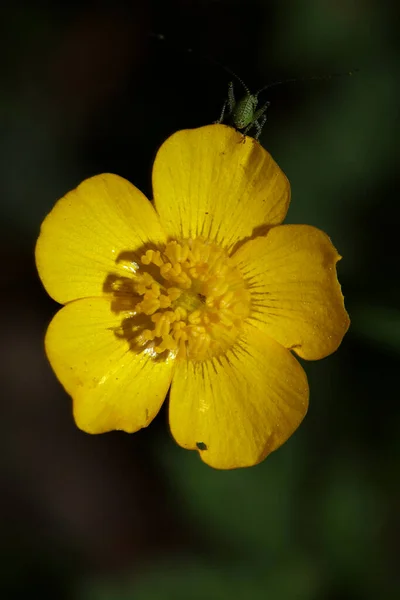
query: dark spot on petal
[{"left": 196, "top": 442, "right": 207, "bottom": 451}]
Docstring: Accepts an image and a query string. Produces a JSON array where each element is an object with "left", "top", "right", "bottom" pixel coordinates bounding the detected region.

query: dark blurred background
[{"left": 1, "top": 0, "right": 399, "bottom": 598}]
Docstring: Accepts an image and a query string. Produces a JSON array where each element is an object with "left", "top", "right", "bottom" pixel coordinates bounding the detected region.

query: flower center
[{"left": 132, "top": 238, "right": 250, "bottom": 361}]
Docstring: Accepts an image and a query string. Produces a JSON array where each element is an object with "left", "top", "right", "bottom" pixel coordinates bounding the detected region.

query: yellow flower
[{"left": 35, "top": 124, "right": 349, "bottom": 470}]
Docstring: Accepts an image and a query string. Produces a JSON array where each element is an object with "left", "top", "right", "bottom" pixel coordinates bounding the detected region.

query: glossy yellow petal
[
  {"left": 233, "top": 225, "right": 350, "bottom": 360},
  {"left": 36, "top": 174, "right": 167, "bottom": 304},
  {"left": 152, "top": 125, "right": 290, "bottom": 250},
  {"left": 169, "top": 328, "right": 308, "bottom": 469},
  {"left": 45, "top": 297, "right": 174, "bottom": 433}
]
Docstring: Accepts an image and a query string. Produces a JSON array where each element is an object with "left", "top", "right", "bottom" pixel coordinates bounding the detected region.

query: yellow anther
[
  {"left": 140, "top": 250, "right": 152, "bottom": 265},
  {"left": 151, "top": 282, "right": 161, "bottom": 297},
  {"left": 177, "top": 272, "right": 192, "bottom": 288},
  {"left": 172, "top": 322, "right": 185, "bottom": 336},
  {"left": 172, "top": 326, "right": 181, "bottom": 338},
  {"left": 168, "top": 287, "right": 182, "bottom": 302},
  {"left": 152, "top": 314, "right": 172, "bottom": 338},
  {"left": 159, "top": 294, "right": 172, "bottom": 308},
  {"left": 164, "top": 241, "right": 179, "bottom": 264},
  {"left": 135, "top": 283, "right": 146, "bottom": 295},
  {"left": 138, "top": 298, "right": 160, "bottom": 315},
  {"left": 188, "top": 310, "right": 201, "bottom": 324},
  {"left": 191, "top": 247, "right": 200, "bottom": 264},
  {"left": 164, "top": 271, "right": 191, "bottom": 288},
  {"left": 197, "top": 264, "right": 209, "bottom": 278},
  {"left": 143, "top": 290, "right": 158, "bottom": 301},
  {"left": 189, "top": 325, "right": 207, "bottom": 336},
  {"left": 170, "top": 262, "right": 182, "bottom": 276},
  {"left": 152, "top": 316, "right": 162, "bottom": 336},
  {"left": 142, "top": 272, "right": 154, "bottom": 287},
  {"left": 174, "top": 306, "right": 187, "bottom": 320},
  {"left": 142, "top": 329, "right": 154, "bottom": 341},
  {"left": 141, "top": 249, "right": 164, "bottom": 267},
  {"left": 161, "top": 318, "right": 172, "bottom": 338},
  {"left": 175, "top": 244, "right": 183, "bottom": 263},
  {"left": 180, "top": 244, "right": 190, "bottom": 263},
  {"left": 163, "top": 310, "right": 176, "bottom": 323},
  {"left": 160, "top": 263, "right": 172, "bottom": 279},
  {"left": 154, "top": 334, "right": 177, "bottom": 353}
]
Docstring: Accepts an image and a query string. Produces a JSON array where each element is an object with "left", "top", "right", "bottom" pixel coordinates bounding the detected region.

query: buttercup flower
[{"left": 36, "top": 124, "right": 349, "bottom": 469}]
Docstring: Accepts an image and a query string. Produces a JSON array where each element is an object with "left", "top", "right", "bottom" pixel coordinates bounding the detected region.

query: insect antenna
[
  {"left": 186, "top": 48, "right": 251, "bottom": 95},
  {"left": 255, "top": 70, "right": 358, "bottom": 96},
  {"left": 150, "top": 33, "right": 357, "bottom": 99}
]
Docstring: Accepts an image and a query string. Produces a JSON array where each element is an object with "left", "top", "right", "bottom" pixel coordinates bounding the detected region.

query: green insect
[
  {"left": 152, "top": 33, "right": 356, "bottom": 141},
  {"left": 216, "top": 78, "right": 271, "bottom": 140},
  {"left": 212, "top": 62, "right": 308, "bottom": 140},
  {"left": 162, "top": 38, "right": 273, "bottom": 140},
  {"left": 215, "top": 68, "right": 356, "bottom": 140}
]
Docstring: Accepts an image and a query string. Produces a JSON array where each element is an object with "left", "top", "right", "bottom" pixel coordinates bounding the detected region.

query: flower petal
[
  {"left": 45, "top": 297, "right": 174, "bottom": 433},
  {"left": 152, "top": 125, "right": 290, "bottom": 251},
  {"left": 36, "top": 174, "right": 167, "bottom": 304},
  {"left": 233, "top": 224, "right": 350, "bottom": 360},
  {"left": 169, "top": 328, "right": 308, "bottom": 469}
]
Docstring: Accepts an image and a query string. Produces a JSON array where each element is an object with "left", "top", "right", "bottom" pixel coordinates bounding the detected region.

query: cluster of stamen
[{"left": 130, "top": 238, "right": 250, "bottom": 360}]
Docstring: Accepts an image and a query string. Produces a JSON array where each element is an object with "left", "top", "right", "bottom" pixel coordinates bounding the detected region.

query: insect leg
[
  {"left": 253, "top": 101, "right": 270, "bottom": 122},
  {"left": 215, "top": 82, "right": 235, "bottom": 124},
  {"left": 215, "top": 99, "right": 228, "bottom": 124},
  {"left": 252, "top": 115, "right": 267, "bottom": 140},
  {"left": 245, "top": 101, "right": 270, "bottom": 138}
]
